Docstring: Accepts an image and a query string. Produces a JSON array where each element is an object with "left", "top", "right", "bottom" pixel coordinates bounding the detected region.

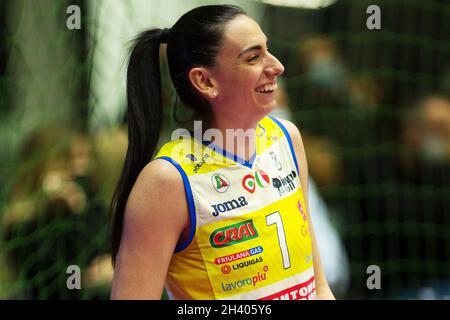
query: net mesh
[{"left": 0, "top": 0, "right": 449, "bottom": 299}]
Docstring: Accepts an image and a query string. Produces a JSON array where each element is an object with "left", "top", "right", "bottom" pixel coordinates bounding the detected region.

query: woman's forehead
[{"left": 221, "top": 15, "right": 267, "bottom": 55}]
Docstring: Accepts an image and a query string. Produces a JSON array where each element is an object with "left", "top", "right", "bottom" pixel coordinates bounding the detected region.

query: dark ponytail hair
[{"left": 110, "top": 5, "right": 246, "bottom": 266}]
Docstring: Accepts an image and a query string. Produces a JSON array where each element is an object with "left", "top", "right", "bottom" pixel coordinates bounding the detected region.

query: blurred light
[{"left": 259, "top": 0, "right": 337, "bottom": 9}]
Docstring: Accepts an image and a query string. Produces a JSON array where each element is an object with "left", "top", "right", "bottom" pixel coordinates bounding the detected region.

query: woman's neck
[{"left": 204, "top": 115, "right": 263, "bottom": 162}]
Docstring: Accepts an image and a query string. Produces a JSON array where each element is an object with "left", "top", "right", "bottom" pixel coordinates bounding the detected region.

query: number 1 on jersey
[{"left": 266, "top": 211, "right": 291, "bottom": 269}]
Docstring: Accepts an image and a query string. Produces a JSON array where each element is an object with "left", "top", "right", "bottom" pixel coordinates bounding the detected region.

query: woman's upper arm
[{"left": 110, "top": 159, "right": 189, "bottom": 299}]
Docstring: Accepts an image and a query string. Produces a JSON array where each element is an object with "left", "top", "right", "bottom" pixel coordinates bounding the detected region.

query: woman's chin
[{"left": 257, "top": 99, "right": 278, "bottom": 114}]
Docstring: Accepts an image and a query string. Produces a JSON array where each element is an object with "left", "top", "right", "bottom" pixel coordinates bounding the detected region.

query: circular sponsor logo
[
  {"left": 212, "top": 173, "right": 230, "bottom": 193},
  {"left": 221, "top": 265, "right": 231, "bottom": 274},
  {"left": 255, "top": 169, "right": 270, "bottom": 188},
  {"left": 242, "top": 174, "right": 256, "bottom": 193},
  {"left": 263, "top": 265, "right": 269, "bottom": 272}
]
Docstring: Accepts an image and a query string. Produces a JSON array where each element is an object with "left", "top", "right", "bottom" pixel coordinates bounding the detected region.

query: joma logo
[{"left": 211, "top": 196, "right": 248, "bottom": 217}]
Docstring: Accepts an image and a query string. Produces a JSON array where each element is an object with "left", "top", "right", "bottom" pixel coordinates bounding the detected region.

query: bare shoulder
[
  {"left": 277, "top": 117, "right": 302, "bottom": 145},
  {"left": 276, "top": 117, "right": 305, "bottom": 159},
  {"left": 135, "top": 158, "right": 185, "bottom": 192},
  {"left": 124, "top": 158, "right": 188, "bottom": 239},
  {"left": 129, "top": 159, "right": 185, "bottom": 206}
]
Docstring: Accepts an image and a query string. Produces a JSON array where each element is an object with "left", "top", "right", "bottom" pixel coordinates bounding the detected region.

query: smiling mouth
[{"left": 255, "top": 82, "right": 278, "bottom": 93}]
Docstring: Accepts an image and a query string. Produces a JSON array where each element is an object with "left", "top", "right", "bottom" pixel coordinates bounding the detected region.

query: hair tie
[{"left": 160, "top": 28, "right": 171, "bottom": 44}]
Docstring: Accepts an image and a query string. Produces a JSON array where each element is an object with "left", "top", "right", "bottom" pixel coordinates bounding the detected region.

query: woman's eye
[{"left": 247, "top": 55, "right": 259, "bottom": 62}]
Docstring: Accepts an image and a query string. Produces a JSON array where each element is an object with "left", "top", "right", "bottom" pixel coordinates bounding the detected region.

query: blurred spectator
[
  {"left": 295, "top": 34, "right": 383, "bottom": 149},
  {"left": 402, "top": 95, "right": 450, "bottom": 165},
  {"left": 375, "top": 94, "right": 450, "bottom": 298},
  {"left": 1, "top": 124, "right": 121, "bottom": 299},
  {"left": 299, "top": 36, "right": 348, "bottom": 97}
]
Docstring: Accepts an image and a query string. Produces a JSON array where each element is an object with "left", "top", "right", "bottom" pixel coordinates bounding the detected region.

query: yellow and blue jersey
[{"left": 155, "top": 116, "right": 316, "bottom": 300}]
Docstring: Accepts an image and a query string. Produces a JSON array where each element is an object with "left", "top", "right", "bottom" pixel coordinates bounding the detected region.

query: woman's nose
[{"left": 265, "top": 53, "right": 285, "bottom": 78}]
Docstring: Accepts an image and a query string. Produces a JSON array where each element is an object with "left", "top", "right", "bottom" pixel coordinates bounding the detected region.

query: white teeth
[{"left": 256, "top": 83, "right": 278, "bottom": 93}]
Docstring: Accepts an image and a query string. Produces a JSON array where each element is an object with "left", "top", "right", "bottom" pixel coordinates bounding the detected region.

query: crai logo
[
  {"left": 210, "top": 219, "right": 258, "bottom": 248},
  {"left": 211, "top": 173, "right": 230, "bottom": 193}
]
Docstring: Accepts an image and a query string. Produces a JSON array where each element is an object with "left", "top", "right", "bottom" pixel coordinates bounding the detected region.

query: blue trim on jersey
[
  {"left": 156, "top": 156, "right": 196, "bottom": 252},
  {"left": 268, "top": 116, "right": 300, "bottom": 175},
  {"left": 189, "top": 130, "right": 255, "bottom": 169},
  {"left": 201, "top": 140, "right": 255, "bottom": 169}
]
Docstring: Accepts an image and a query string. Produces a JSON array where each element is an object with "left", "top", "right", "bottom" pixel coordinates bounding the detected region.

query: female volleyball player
[{"left": 110, "top": 5, "right": 335, "bottom": 300}]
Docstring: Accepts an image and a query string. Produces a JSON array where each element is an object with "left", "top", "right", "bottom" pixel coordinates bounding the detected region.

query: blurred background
[{"left": 0, "top": 0, "right": 449, "bottom": 299}]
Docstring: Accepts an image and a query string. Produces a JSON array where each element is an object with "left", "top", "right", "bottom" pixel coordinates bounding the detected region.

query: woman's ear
[{"left": 188, "top": 67, "right": 218, "bottom": 99}]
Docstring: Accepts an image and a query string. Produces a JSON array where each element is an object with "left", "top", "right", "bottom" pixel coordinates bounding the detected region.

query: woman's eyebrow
[
  {"left": 236, "top": 45, "right": 262, "bottom": 59},
  {"left": 236, "top": 40, "right": 268, "bottom": 59}
]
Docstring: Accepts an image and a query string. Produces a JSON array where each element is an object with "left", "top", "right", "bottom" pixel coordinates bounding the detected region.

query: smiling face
[{"left": 208, "top": 15, "right": 285, "bottom": 120}]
